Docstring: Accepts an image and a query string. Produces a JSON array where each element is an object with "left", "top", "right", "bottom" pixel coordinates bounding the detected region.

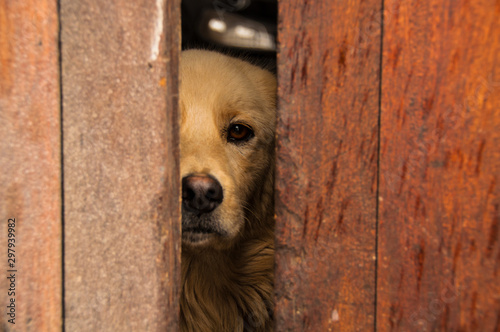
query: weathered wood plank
[
  {"left": 378, "top": 0, "right": 500, "bottom": 330},
  {"left": 275, "top": 1, "right": 381, "bottom": 330},
  {"left": 61, "top": 0, "right": 180, "bottom": 330},
  {"left": 0, "top": 0, "right": 62, "bottom": 330}
]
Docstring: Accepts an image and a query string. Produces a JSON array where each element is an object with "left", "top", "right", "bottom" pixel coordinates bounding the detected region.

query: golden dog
[{"left": 179, "top": 50, "right": 276, "bottom": 332}]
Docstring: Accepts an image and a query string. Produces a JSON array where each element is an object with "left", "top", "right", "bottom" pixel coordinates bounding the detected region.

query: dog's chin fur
[
  {"left": 180, "top": 174, "right": 274, "bottom": 331},
  {"left": 179, "top": 50, "right": 276, "bottom": 332}
]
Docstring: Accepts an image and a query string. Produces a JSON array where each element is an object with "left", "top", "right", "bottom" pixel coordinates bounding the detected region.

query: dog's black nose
[{"left": 182, "top": 174, "right": 223, "bottom": 214}]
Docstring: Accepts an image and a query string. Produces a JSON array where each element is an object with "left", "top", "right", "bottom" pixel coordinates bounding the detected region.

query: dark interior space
[{"left": 181, "top": 0, "right": 277, "bottom": 71}]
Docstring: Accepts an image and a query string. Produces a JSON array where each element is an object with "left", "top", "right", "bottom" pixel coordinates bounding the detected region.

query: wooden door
[
  {"left": 275, "top": 0, "right": 500, "bottom": 331},
  {"left": 1, "top": 0, "right": 498, "bottom": 331}
]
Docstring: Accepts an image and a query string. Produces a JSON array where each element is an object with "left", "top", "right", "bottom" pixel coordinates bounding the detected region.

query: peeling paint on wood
[{"left": 150, "top": 0, "right": 164, "bottom": 62}]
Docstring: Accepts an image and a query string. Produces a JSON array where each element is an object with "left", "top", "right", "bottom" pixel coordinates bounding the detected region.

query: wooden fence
[{"left": 1, "top": 0, "right": 498, "bottom": 331}]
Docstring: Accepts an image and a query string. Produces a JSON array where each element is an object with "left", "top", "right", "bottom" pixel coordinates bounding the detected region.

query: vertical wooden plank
[
  {"left": 61, "top": 0, "right": 180, "bottom": 330},
  {"left": 275, "top": 1, "right": 381, "bottom": 330},
  {"left": 378, "top": 0, "right": 500, "bottom": 330},
  {"left": 0, "top": 0, "right": 62, "bottom": 331}
]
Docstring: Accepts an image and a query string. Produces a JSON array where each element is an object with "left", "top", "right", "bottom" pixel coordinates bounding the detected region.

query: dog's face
[{"left": 179, "top": 50, "right": 276, "bottom": 250}]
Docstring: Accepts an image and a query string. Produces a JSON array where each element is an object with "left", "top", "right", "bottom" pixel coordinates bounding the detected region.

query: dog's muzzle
[{"left": 181, "top": 174, "right": 224, "bottom": 244}]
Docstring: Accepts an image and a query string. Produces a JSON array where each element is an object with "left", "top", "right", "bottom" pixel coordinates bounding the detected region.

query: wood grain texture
[
  {"left": 0, "top": 0, "right": 62, "bottom": 331},
  {"left": 275, "top": 1, "right": 381, "bottom": 331},
  {"left": 61, "top": 0, "right": 181, "bottom": 330},
  {"left": 378, "top": 0, "right": 500, "bottom": 331}
]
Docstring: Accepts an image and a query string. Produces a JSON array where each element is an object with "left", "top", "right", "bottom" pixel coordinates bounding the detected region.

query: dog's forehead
[
  {"left": 180, "top": 53, "right": 265, "bottom": 123},
  {"left": 181, "top": 60, "right": 253, "bottom": 102}
]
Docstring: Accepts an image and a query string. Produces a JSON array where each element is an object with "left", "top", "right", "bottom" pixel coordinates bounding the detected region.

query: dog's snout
[{"left": 182, "top": 174, "right": 223, "bottom": 214}]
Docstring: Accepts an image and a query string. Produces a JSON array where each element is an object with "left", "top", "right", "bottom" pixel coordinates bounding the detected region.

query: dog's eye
[{"left": 227, "top": 123, "right": 254, "bottom": 143}]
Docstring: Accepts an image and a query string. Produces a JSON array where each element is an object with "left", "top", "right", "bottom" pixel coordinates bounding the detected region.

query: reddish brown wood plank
[
  {"left": 0, "top": 0, "right": 62, "bottom": 331},
  {"left": 275, "top": 1, "right": 381, "bottom": 330},
  {"left": 61, "top": 0, "right": 180, "bottom": 330},
  {"left": 378, "top": 0, "right": 500, "bottom": 330}
]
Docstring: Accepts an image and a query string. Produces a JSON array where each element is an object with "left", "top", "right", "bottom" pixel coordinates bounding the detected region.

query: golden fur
[{"left": 179, "top": 50, "right": 276, "bottom": 332}]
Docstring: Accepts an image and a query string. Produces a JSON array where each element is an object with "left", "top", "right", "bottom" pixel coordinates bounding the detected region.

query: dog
[{"left": 179, "top": 50, "right": 276, "bottom": 332}]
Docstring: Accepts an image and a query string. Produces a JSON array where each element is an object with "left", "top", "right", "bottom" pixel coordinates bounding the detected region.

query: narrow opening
[
  {"left": 57, "top": 0, "right": 66, "bottom": 329},
  {"left": 374, "top": 1, "right": 385, "bottom": 329},
  {"left": 179, "top": 1, "right": 277, "bottom": 330}
]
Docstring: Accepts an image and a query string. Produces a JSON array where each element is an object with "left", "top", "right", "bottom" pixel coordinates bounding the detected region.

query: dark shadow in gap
[{"left": 182, "top": 0, "right": 277, "bottom": 73}]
